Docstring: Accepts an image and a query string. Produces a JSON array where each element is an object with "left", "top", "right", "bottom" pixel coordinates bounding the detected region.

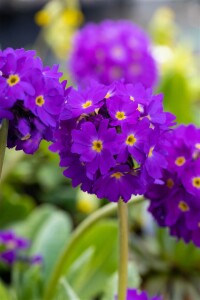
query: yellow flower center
[
  {"left": 130, "top": 96, "right": 135, "bottom": 101},
  {"left": 148, "top": 147, "right": 154, "bottom": 157},
  {"left": 137, "top": 104, "right": 144, "bottom": 113},
  {"left": 111, "top": 172, "right": 123, "bottom": 179},
  {"left": 7, "top": 74, "right": 20, "bottom": 86},
  {"left": 178, "top": 201, "right": 190, "bottom": 212},
  {"left": 92, "top": 140, "right": 103, "bottom": 153},
  {"left": 126, "top": 134, "right": 137, "bottom": 146},
  {"left": 192, "top": 177, "right": 200, "bottom": 189},
  {"left": 82, "top": 100, "right": 92, "bottom": 109},
  {"left": 175, "top": 156, "right": 186, "bottom": 166},
  {"left": 35, "top": 95, "right": 45, "bottom": 107},
  {"left": 166, "top": 178, "right": 174, "bottom": 189},
  {"left": 115, "top": 111, "right": 126, "bottom": 120}
]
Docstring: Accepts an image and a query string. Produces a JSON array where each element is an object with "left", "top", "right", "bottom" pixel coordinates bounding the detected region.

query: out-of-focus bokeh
[{"left": 0, "top": 1, "right": 200, "bottom": 299}]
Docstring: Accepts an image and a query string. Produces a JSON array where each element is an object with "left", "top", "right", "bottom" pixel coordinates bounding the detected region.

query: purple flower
[
  {"left": 51, "top": 81, "right": 174, "bottom": 203},
  {"left": 69, "top": 20, "right": 158, "bottom": 88},
  {"left": 0, "top": 230, "right": 43, "bottom": 266},
  {"left": 0, "top": 230, "right": 29, "bottom": 264},
  {"left": 146, "top": 124, "right": 200, "bottom": 247},
  {"left": 0, "top": 48, "right": 68, "bottom": 154},
  {"left": 115, "top": 289, "right": 162, "bottom": 300},
  {"left": 71, "top": 119, "right": 118, "bottom": 178}
]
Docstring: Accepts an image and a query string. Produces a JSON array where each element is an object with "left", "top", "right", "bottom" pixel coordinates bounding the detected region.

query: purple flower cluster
[
  {"left": 50, "top": 81, "right": 175, "bottom": 202},
  {"left": 0, "top": 48, "right": 67, "bottom": 154},
  {"left": 125, "top": 289, "right": 162, "bottom": 300},
  {"left": 146, "top": 124, "right": 200, "bottom": 247},
  {"left": 69, "top": 20, "right": 158, "bottom": 88},
  {"left": 0, "top": 230, "right": 41, "bottom": 265}
]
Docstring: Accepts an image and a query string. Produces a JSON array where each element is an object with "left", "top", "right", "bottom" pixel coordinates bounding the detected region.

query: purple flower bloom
[
  {"left": 0, "top": 230, "right": 29, "bottom": 264},
  {"left": 69, "top": 20, "right": 158, "bottom": 88},
  {"left": 0, "top": 48, "right": 68, "bottom": 154},
  {"left": 0, "top": 230, "right": 43, "bottom": 266},
  {"left": 71, "top": 120, "right": 118, "bottom": 178},
  {"left": 51, "top": 81, "right": 174, "bottom": 203},
  {"left": 146, "top": 124, "right": 200, "bottom": 247},
  {"left": 115, "top": 289, "right": 162, "bottom": 300}
]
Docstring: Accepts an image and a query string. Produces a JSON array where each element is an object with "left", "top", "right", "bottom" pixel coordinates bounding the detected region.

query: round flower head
[
  {"left": 146, "top": 124, "right": 200, "bottom": 247},
  {"left": 115, "top": 289, "right": 162, "bottom": 300},
  {"left": 0, "top": 48, "right": 68, "bottom": 154},
  {"left": 50, "top": 80, "right": 175, "bottom": 203},
  {"left": 69, "top": 20, "right": 158, "bottom": 88}
]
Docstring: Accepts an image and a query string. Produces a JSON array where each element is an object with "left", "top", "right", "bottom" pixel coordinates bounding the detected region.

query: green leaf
[
  {"left": 62, "top": 219, "right": 119, "bottom": 300},
  {"left": 54, "top": 278, "right": 81, "bottom": 300},
  {"left": 0, "top": 281, "right": 10, "bottom": 300}
]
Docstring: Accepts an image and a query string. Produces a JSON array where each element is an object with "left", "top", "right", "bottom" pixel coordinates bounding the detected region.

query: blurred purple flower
[
  {"left": 69, "top": 20, "right": 158, "bottom": 88},
  {"left": 115, "top": 288, "right": 162, "bottom": 300}
]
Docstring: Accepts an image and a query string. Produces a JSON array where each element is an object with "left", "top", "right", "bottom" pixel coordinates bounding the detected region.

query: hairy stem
[
  {"left": 118, "top": 199, "right": 128, "bottom": 300},
  {"left": 0, "top": 119, "right": 8, "bottom": 181}
]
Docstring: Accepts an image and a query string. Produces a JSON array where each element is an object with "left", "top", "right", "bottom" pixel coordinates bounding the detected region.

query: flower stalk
[
  {"left": 118, "top": 198, "right": 128, "bottom": 300},
  {"left": 0, "top": 119, "right": 8, "bottom": 180}
]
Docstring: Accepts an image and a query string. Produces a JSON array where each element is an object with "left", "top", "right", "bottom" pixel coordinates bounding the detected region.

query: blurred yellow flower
[
  {"left": 76, "top": 189, "right": 99, "bottom": 214},
  {"left": 35, "top": 0, "right": 84, "bottom": 59}
]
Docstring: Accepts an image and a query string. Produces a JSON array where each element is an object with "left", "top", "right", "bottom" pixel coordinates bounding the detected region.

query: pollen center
[
  {"left": 115, "top": 111, "right": 126, "bottom": 120},
  {"left": 178, "top": 201, "right": 189, "bottom": 212},
  {"left": 82, "top": 100, "right": 92, "bottom": 109},
  {"left": 92, "top": 140, "right": 103, "bottom": 153},
  {"left": 7, "top": 74, "right": 20, "bottom": 86},
  {"left": 166, "top": 178, "right": 174, "bottom": 189},
  {"left": 130, "top": 96, "right": 135, "bottom": 101},
  {"left": 148, "top": 147, "right": 154, "bottom": 157},
  {"left": 175, "top": 156, "right": 186, "bottom": 166},
  {"left": 126, "top": 134, "right": 137, "bottom": 146},
  {"left": 192, "top": 177, "right": 200, "bottom": 189},
  {"left": 36, "top": 95, "right": 45, "bottom": 107},
  {"left": 111, "top": 172, "right": 123, "bottom": 179}
]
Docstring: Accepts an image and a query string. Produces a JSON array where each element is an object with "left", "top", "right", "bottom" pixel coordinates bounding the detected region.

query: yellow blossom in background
[
  {"left": 35, "top": 0, "right": 84, "bottom": 59},
  {"left": 76, "top": 189, "right": 99, "bottom": 214}
]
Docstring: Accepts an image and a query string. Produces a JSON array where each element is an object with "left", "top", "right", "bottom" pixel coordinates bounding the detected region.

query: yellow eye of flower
[
  {"left": 115, "top": 111, "right": 126, "bottom": 120},
  {"left": 178, "top": 201, "right": 189, "bottom": 212},
  {"left": 126, "top": 134, "right": 137, "bottom": 146},
  {"left": 111, "top": 172, "right": 123, "bottom": 179},
  {"left": 7, "top": 74, "right": 20, "bottom": 86},
  {"left": 166, "top": 178, "right": 174, "bottom": 189},
  {"left": 82, "top": 100, "right": 92, "bottom": 109},
  {"left": 92, "top": 140, "right": 103, "bottom": 153},
  {"left": 175, "top": 156, "right": 186, "bottom": 166},
  {"left": 130, "top": 96, "right": 135, "bottom": 101},
  {"left": 35, "top": 95, "right": 45, "bottom": 107},
  {"left": 192, "top": 177, "right": 200, "bottom": 189}
]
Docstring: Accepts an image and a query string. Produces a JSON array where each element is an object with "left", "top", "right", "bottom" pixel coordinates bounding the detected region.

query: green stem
[
  {"left": 0, "top": 119, "right": 8, "bottom": 181},
  {"left": 118, "top": 199, "right": 128, "bottom": 300},
  {"left": 43, "top": 195, "right": 144, "bottom": 300}
]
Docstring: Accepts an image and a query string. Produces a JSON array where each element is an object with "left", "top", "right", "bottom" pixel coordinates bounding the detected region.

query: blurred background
[{"left": 0, "top": 1, "right": 200, "bottom": 299}]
